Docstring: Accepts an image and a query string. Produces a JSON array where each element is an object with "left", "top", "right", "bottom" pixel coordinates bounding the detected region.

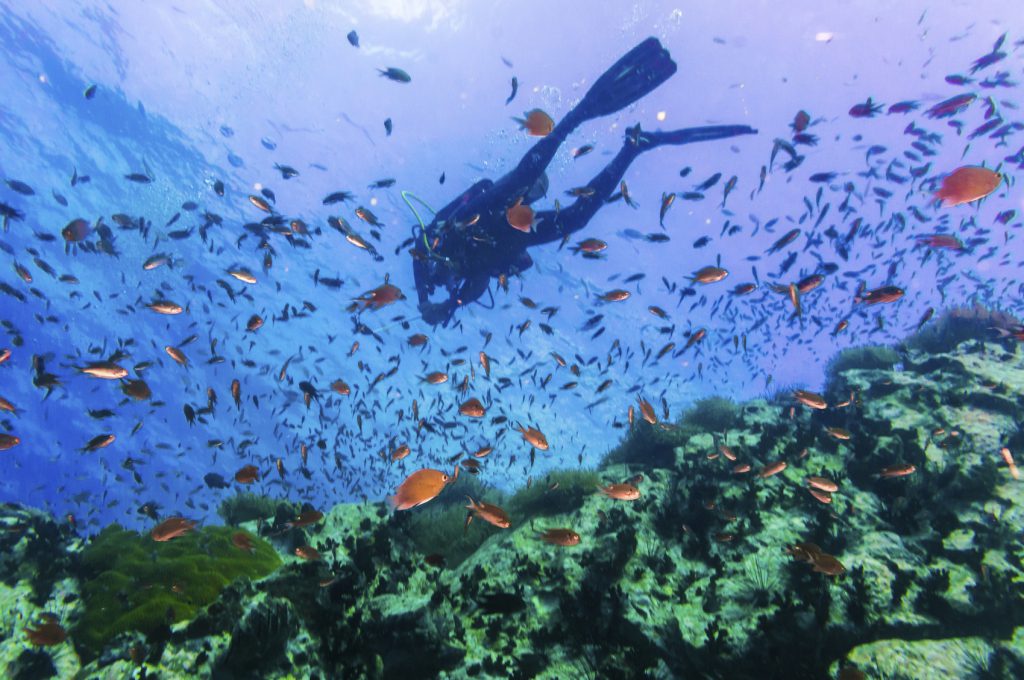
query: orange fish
[
  {"left": 732, "top": 463, "right": 751, "bottom": 474},
  {"left": 793, "top": 389, "right": 827, "bottom": 410},
  {"left": 600, "top": 289, "right": 630, "bottom": 302},
  {"left": 806, "top": 476, "right": 838, "bottom": 493},
  {"left": 165, "top": 345, "right": 188, "bottom": 365},
  {"left": 517, "top": 425, "right": 549, "bottom": 450},
  {"left": 479, "top": 352, "right": 491, "bottom": 378},
  {"left": 289, "top": 510, "right": 324, "bottom": 528},
  {"left": 408, "top": 333, "right": 429, "bottom": 347},
  {"left": 807, "top": 488, "right": 833, "bottom": 504},
  {"left": 355, "top": 282, "right": 405, "bottom": 310},
  {"left": 934, "top": 165, "right": 1001, "bottom": 207},
  {"left": 718, "top": 445, "right": 737, "bottom": 461},
  {"left": 294, "top": 545, "right": 321, "bottom": 561},
  {"left": 538, "top": 527, "right": 580, "bottom": 546},
  {"left": 25, "top": 617, "right": 66, "bottom": 647},
  {"left": 389, "top": 468, "right": 452, "bottom": 510},
  {"left": 825, "top": 426, "right": 852, "bottom": 441},
  {"left": 231, "top": 532, "right": 255, "bottom": 553},
  {"left": 147, "top": 300, "right": 183, "bottom": 315},
  {"left": 390, "top": 444, "right": 411, "bottom": 461},
  {"left": 471, "top": 445, "right": 493, "bottom": 458},
  {"left": 999, "top": 447, "right": 1020, "bottom": 480},
  {"left": 459, "top": 397, "right": 486, "bottom": 417},
  {"left": 465, "top": 496, "right": 511, "bottom": 528},
  {"left": 691, "top": 266, "right": 728, "bottom": 284},
  {"left": 637, "top": 397, "right": 657, "bottom": 424},
  {"left": 151, "top": 517, "right": 197, "bottom": 542},
  {"left": 0, "top": 348, "right": 10, "bottom": 364},
  {"left": 811, "top": 553, "right": 846, "bottom": 576},
  {"left": 758, "top": 461, "right": 787, "bottom": 478},
  {"left": 506, "top": 197, "right": 533, "bottom": 232},
  {"left": 573, "top": 238, "right": 607, "bottom": 253},
  {"left": 514, "top": 108, "right": 554, "bottom": 136},
  {"left": 0, "top": 433, "right": 21, "bottom": 451},
  {"left": 879, "top": 463, "right": 916, "bottom": 478},
  {"left": 597, "top": 483, "right": 640, "bottom": 500},
  {"left": 423, "top": 371, "right": 449, "bottom": 385},
  {"left": 331, "top": 379, "right": 351, "bottom": 395},
  {"left": 235, "top": 464, "right": 260, "bottom": 484}
]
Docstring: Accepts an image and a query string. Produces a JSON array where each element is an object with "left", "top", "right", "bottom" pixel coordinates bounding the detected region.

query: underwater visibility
[{"left": 1, "top": 1, "right": 1024, "bottom": 678}]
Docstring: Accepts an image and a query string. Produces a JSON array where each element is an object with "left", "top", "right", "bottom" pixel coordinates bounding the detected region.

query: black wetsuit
[{"left": 412, "top": 37, "right": 756, "bottom": 326}]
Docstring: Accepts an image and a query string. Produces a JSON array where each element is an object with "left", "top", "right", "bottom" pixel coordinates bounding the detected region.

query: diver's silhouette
[{"left": 411, "top": 37, "right": 756, "bottom": 326}]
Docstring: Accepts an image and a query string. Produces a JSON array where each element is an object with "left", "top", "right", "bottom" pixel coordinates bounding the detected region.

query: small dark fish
[
  {"left": 945, "top": 71, "right": 978, "bottom": 86},
  {"left": 791, "top": 110, "right": 810, "bottom": 132},
  {"left": 274, "top": 163, "right": 299, "bottom": 179},
  {"left": 506, "top": 76, "right": 518, "bottom": 105},
  {"left": 887, "top": 100, "right": 919, "bottom": 114},
  {"left": 694, "top": 172, "right": 721, "bottom": 192},
  {"left": 84, "top": 84, "right": 98, "bottom": 99},
  {"left": 369, "top": 178, "right": 396, "bottom": 189},
  {"left": 926, "top": 93, "right": 976, "bottom": 119},
  {"left": 203, "top": 473, "right": 230, "bottom": 489},
  {"left": 572, "top": 144, "right": 594, "bottom": 159},
  {"left": 124, "top": 173, "right": 152, "bottom": 184},
  {"left": 347, "top": 30, "right": 359, "bottom": 48},
  {"left": 849, "top": 98, "right": 882, "bottom": 118},
  {"left": 323, "top": 191, "right": 354, "bottom": 205},
  {"left": 378, "top": 67, "right": 411, "bottom": 83},
  {"left": 384, "top": 118, "right": 393, "bottom": 136},
  {"left": 5, "top": 179, "right": 35, "bottom": 196}
]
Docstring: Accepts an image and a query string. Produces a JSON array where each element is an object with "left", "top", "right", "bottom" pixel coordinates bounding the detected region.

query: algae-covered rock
[
  {"left": 16, "top": 335, "right": 1024, "bottom": 678},
  {"left": 0, "top": 504, "right": 83, "bottom": 679},
  {"left": 72, "top": 524, "right": 281, "bottom": 660},
  {"left": 841, "top": 637, "right": 997, "bottom": 679}
]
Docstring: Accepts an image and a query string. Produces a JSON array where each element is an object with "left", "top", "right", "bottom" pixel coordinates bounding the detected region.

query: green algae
[
  {"left": 72, "top": 524, "right": 280, "bottom": 660},
  {"left": 217, "top": 492, "right": 287, "bottom": 526},
  {"left": 825, "top": 344, "right": 901, "bottom": 388},
  {"left": 681, "top": 396, "right": 740, "bottom": 433},
  {"left": 506, "top": 468, "right": 602, "bottom": 518}
]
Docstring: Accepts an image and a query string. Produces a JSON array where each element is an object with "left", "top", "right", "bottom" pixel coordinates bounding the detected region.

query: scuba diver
[{"left": 411, "top": 37, "right": 757, "bottom": 326}]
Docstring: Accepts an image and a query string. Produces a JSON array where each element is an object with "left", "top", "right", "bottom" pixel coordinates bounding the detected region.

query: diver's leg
[
  {"left": 527, "top": 124, "right": 757, "bottom": 246},
  {"left": 481, "top": 38, "right": 678, "bottom": 213}
]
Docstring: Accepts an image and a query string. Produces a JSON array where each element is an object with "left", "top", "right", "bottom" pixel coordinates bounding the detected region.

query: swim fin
[
  {"left": 571, "top": 37, "right": 677, "bottom": 123},
  {"left": 629, "top": 123, "right": 758, "bottom": 151}
]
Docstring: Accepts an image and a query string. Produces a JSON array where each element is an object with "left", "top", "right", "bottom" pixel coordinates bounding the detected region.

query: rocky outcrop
[{"left": 7, "top": 338, "right": 1024, "bottom": 678}]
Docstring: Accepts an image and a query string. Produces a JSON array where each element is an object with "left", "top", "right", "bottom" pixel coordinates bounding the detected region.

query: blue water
[{"left": 0, "top": 0, "right": 1020, "bottom": 534}]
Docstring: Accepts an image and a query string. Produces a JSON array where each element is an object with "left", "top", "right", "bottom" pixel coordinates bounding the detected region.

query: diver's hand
[{"left": 419, "top": 300, "right": 453, "bottom": 326}]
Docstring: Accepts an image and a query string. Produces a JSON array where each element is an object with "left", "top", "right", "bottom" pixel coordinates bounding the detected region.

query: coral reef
[
  {"left": 5, "top": 334, "right": 1024, "bottom": 678},
  {"left": 904, "top": 304, "right": 1022, "bottom": 355}
]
